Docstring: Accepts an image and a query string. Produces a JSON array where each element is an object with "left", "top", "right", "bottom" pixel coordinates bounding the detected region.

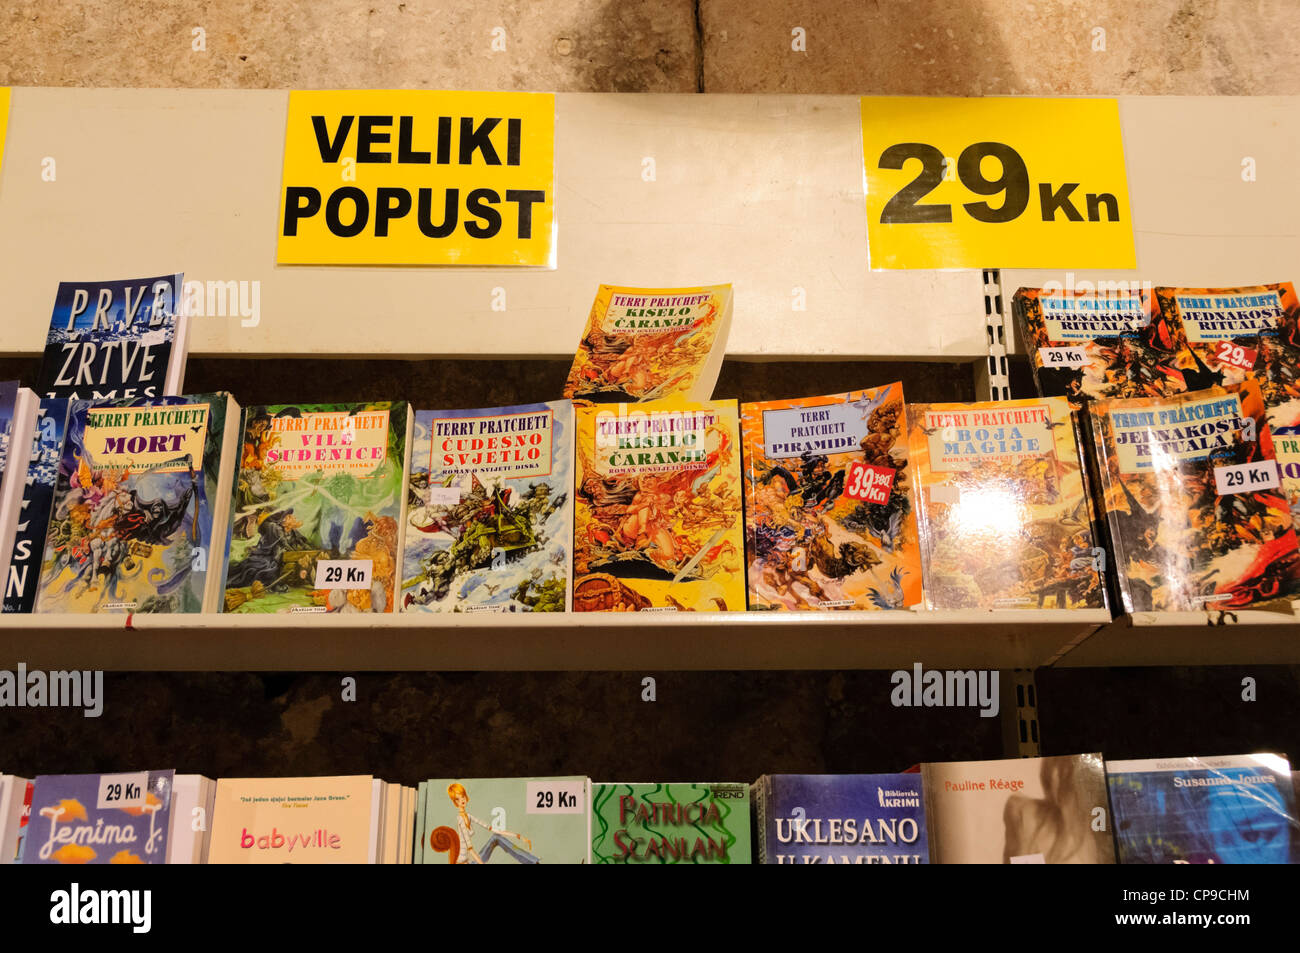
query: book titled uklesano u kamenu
[
  {"left": 223, "top": 402, "right": 411, "bottom": 614},
  {"left": 573, "top": 399, "right": 744, "bottom": 612},
  {"left": 1088, "top": 381, "right": 1300, "bottom": 612},
  {"left": 401, "top": 401, "right": 572, "bottom": 613},
  {"left": 741, "top": 384, "right": 923, "bottom": 611},
  {"left": 563, "top": 284, "right": 732, "bottom": 404},
  {"left": 34, "top": 394, "right": 240, "bottom": 614},
  {"left": 906, "top": 397, "right": 1106, "bottom": 611}
]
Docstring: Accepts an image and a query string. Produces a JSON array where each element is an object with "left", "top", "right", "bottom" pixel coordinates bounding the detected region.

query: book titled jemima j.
[{"left": 21, "top": 770, "right": 175, "bottom": 864}]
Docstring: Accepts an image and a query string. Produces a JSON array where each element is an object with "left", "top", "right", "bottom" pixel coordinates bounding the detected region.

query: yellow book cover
[
  {"left": 907, "top": 396, "right": 1107, "bottom": 611},
  {"left": 563, "top": 284, "right": 732, "bottom": 404},
  {"left": 573, "top": 398, "right": 744, "bottom": 611},
  {"left": 207, "top": 776, "right": 375, "bottom": 864}
]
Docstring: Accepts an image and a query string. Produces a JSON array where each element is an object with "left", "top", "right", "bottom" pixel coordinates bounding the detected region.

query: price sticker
[
  {"left": 861, "top": 97, "right": 1135, "bottom": 270},
  {"left": 314, "top": 558, "right": 373, "bottom": 589},
  {"left": 526, "top": 780, "right": 585, "bottom": 814},
  {"left": 1214, "top": 461, "right": 1280, "bottom": 496},
  {"left": 843, "top": 461, "right": 896, "bottom": 504},
  {"left": 1038, "top": 346, "right": 1088, "bottom": 368},
  {"left": 427, "top": 486, "right": 461, "bottom": 505},
  {"left": 1213, "top": 339, "right": 1257, "bottom": 372},
  {"left": 97, "top": 772, "right": 148, "bottom": 811}
]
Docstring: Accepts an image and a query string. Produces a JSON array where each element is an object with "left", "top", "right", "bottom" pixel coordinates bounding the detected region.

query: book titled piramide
[
  {"left": 223, "top": 402, "right": 412, "bottom": 614},
  {"left": 906, "top": 396, "right": 1107, "bottom": 610},
  {"left": 563, "top": 284, "right": 732, "bottom": 404},
  {"left": 34, "top": 394, "right": 240, "bottom": 614},
  {"left": 573, "top": 398, "right": 745, "bottom": 611},
  {"left": 591, "top": 782, "right": 751, "bottom": 864},
  {"left": 741, "top": 384, "right": 923, "bottom": 611},
  {"left": 416, "top": 777, "right": 591, "bottom": 864},
  {"left": 1088, "top": 380, "right": 1300, "bottom": 612},
  {"left": 401, "top": 400, "right": 573, "bottom": 612}
]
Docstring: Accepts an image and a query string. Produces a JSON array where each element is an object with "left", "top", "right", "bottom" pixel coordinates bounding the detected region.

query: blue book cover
[
  {"left": 1108, "top": 754, "right": 1299, "bottom": 864},
  {"left": 37, "top": 273, "right": 184, "bottom": 401},
  {"left": 755, "top": 773, "right": 928, "bottom": 864},
  {"left": 401, "top": 400, "right": 572, "bottom": 612},
  {"left": 3, "top": 399, "right": 71, "bottom": 613},
  {"left": 0, "top": 380, "right": 17, "bottom": 477},
  {"left": 21, "top": 771, "right": 174, "bottom": 864}
]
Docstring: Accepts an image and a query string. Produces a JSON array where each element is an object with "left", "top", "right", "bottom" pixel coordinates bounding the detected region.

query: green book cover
[
  {"left": 222, "top": 401, "right": 409, "bottom": 614},
  {"left": 417, "top": 777, "right": 590, "bottom": 864},
  {"left": 591, "top": 782, "right": 751, "bottom": 864}
]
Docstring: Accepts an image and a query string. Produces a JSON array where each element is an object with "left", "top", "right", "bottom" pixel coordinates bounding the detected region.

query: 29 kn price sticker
[{"left": 860, "top": 97, "right": 1136, "bottom": 270}]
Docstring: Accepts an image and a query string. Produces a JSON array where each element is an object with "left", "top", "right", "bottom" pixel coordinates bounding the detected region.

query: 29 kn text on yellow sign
[
  {"left": 0, "top": 88, "right": 10, "bottom": 181},
  {"left": 277, "top": 90, "right": 556, "bottom": 266},
  {"left": 860, "top": 97, "right": 1135, "bottom": 270}
]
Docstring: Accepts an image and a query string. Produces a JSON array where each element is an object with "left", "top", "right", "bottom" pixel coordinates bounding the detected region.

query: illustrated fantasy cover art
[
  {"left": 224, "top": 402, "right": 408, "bottom": 614},
  {"left": 1014, "top": 286, "right": 1197, "bottom": 406},
  {"left": 754, "top": 774, "right": 928, "bottom": 865},
  {"left": 4, "top": 399, "right": 70, "bottom": 613},
  {"left": 741, "top": 384, "right": 922, "bottom": 611},
  {"left": 1108, "top": 754, "right": 1299, "bottom": 864},
  {"left": 22, "top": 771, "right": 174, "bottom": 865},
  {"left": 34, "top": 395, "right": 231, "bottom": 615},
  {"left": 401, "top": 401, "right": 571, "bottom": 613},
  {"left": 37, "top": 273, "right": 185, "bottom": 401},
  {"left": 563, "top": 284, "right": 731, "bottom": 405},
  {"left": 1250, "top": 284, "right": 1300, "bottom": 527},
  {"left": 907, "top": 396, "right": 1106, "bottom": 611},
  {"left": 1088, "top": 380, "right": 1300, "bottom": 612},
  {"left": 591, "top": 782, "right": 751, "bottom": 864},
  {"left": 1155, "top": 283, "right": 1294, "bottom": 388},
  {"left": 417, "top": 777, "right": 590, "bottom": 865},
  {"left": 573, "top": 398, "right": 744, "bottom": 612}
]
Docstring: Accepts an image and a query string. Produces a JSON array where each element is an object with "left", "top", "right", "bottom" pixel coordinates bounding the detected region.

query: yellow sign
[
  {"left": 860, "top": 97, "right": 1135, "bottom": 270},
  {"left": 0, "top": 88, "right": 10, "bottom": 181},
  {"left": 277, "top": 90, "right": 555, "bottom": 266}
]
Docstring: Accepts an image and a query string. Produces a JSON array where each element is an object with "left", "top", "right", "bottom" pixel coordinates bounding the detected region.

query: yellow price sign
[
  {"left": 0, "top": 88, "right": 10, "bottom": 181},
  {"left": 277, "top": 90, "right": 555, "bottom": 266},
  {"left": 860, "top": 97, "right": 1135, "bottom": 270}
]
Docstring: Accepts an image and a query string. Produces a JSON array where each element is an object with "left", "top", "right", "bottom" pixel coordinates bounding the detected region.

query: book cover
[
  {"left": 1156, "top": 283, "right": 1294, "bottom": 388},
  {"left": 37, "top": 273, "right": 187, "bottom": 401},
  {"left": 207, "top": 776, "right": 376, "bottom": 864},
  {"left": 401, "top": 400, "right": 572, "bottom": 613},
  {"left": 22, "top": 771, "right": 174, "bottom": 864},
  {"left": 223, "top": 402, "right": 410, "bottom": 614},
  {"left": 0, "top": 381, "right": 16, "bottom": 475},
  {"left": 591, "top": 782, "right": 751, "bottom": 864},
  {"left": 1107, "top": 754, "right": 1299, "bottom": 864},
  {"left": 34, "top": 393, "right": 238, "bottom": 614},
  {"left": 1252, "top": 285, "right": 1300, "bottom": 525},
  {"left": 573, "top": 398, "right": 745, "bottom": 611},
  {"left": 3, "top": 399, "right": 71, "bottom": 613},
  {"left": 1088, "top": 381, "right": 1300, "bottom": 612},
  {"left": 1014, "top": 286, "right": 1195, "bottom": 406},
  {"left": 741, "top": 384, "right": 922, "bottom": 611},
  {"left": 417, "top": 777, "right": 591, "bottom": 864},
  {"left": 563, "top": 284, "right": 732, "bottom": 404},
  {"left": 906, "top": 396, "right": 1107, "bottom": 610},
  {"left": 922, "top": 754, "right": 1114, "bottom": 864},
  {"left": 753, "top": 774, "right": 928, "bottom": 865}
]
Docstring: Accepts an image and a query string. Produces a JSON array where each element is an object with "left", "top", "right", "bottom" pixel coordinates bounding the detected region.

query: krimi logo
[
  {"left": 183, "top": 279, "right": 261, "bottom": 327},
  {"left": 0, "top": 663, "right": 103, "bottom": 717},
  {"left": 49, "top": 883, "right": 151, "bottom": 933},
  {"left": 890, "top": 663, "right": 999, "bottom": 718}
]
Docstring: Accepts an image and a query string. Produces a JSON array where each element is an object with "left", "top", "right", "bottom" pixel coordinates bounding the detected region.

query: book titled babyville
[{"left": 207, "top": 776, "right": 376, "bottom": 864}]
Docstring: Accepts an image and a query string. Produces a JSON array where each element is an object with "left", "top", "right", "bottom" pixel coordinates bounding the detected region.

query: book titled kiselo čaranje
[{"left": 591, "top": 782, "right": 751, "bottom": 864}]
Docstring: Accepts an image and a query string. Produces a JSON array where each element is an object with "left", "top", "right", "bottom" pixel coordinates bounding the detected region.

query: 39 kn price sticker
[{"left": 860, "top": 97, "right": 1136, "bottom": 270}]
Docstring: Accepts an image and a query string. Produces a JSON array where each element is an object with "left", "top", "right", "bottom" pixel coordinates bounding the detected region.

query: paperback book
[
  {"left": 1014, "top": 286, "right": 1196, "bottom": 406},
  {"left": 401, "top": 400, "right": 573, "bottom": 613},
  {"left": 0, "top": 383, "right": 36, "bottom": 595},
  {"left": 591, "top": 782, "right": 751, "bottom": 864},
  {"left": 1251, "top": 285, "right": 1300, "bottom": 526},
  {"left": 3, "top": 398, "right": 71, "bottom": 613},
  {"left": 1107, "top": 754, "right": 1299, "bottom": 864},
  {"left": 1087, "top": 380, "right": 1300, "bottom": 612},
  {"left": 753, "top": 773, "right": 928, "bottom": 864},
  {"left": 21, "top": 770, "right": 175, "bottom": 864},
  {"left": 563, "top": 284, "right": 732, "bottom": 404},
  {"left": 1155, "top": 283, "right": 1294, "bottom": 387},
  {"left": 223, "top": 402, "right": 412, "bottom": 614},
  {"left": 207, "top": 775, "right": 377, "bottom": 864},
  {"left": 906, "top": 396, "right": 1107, "bottom": 610},
  {"left": 417, "top": 777, "right": 591, "bottom": 864},
  {"left": 922, "top": 754, "right": 1114, "bottom": 864},
  {"left": 37, "top": 273, "right": 188, "bottom": 401},
  {"left": 573, "top": 398, "right": 745, "bottom": 611},
  {"left": 33, "top": 393, "right": 240, "bottom": 614},
  {"left": 741, "top": 384, "right": 923, "bottom": 611}
]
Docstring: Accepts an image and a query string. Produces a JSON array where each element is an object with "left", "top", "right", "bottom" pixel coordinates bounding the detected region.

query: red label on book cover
[
  {"left": 1214, "top": 339, "right": 1257, "bottom": 371},
  {"left": 844, "top": 461, "right": 896, "bottom": 504}
]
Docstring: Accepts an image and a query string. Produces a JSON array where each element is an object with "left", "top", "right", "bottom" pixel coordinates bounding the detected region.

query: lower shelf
[{"left": 0, "top": 609, "right": 1110, "bottom": 672}]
